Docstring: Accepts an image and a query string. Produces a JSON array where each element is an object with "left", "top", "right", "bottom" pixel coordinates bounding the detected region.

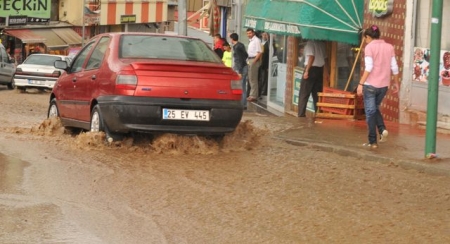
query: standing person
[
  {"left": 222, "top": 42, "right": 232, "bottom": 68},
  {"left": 259, "top": 32, "right": 271, "bottom": 96},
  {"left": 297, "top": 40, "right": 327, "bottom": 117},
  {"left": 213, "top": 34, "right": 225, "bottom": 59},
  {"left": 246, "top": 28, "right": 262, "bottom": 102},
  {"left": 357, "top": 25, "right": 400, "bottom": 149},
  {"left": 229, "top": 33, "right": 249, "bottom": 108}
]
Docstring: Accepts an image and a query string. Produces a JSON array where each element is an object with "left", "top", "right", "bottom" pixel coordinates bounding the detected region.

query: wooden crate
[{"left": 316, "top": 87, "right": 365, "bottom": 120}]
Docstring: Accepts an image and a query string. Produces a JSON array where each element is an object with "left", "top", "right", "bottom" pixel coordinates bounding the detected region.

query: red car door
[
  {"left": 55, "top": 69, "right": 77, "bottom": 119},
  {"left": 58, "top": 41, "right": 96, "bottom": 120},
  {"left": 76, "top": 36, "right": 111, "bottom": 122}
]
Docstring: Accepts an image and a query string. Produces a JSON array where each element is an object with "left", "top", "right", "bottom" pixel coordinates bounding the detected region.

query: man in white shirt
[
  {"left": 298, "top": 40, "right": 327, "bottom": 117},
  {"left": 246, "top": 28, "right": 262, "bottom": 102}
]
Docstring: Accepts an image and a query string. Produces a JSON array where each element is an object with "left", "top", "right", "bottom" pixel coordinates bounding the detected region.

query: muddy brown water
[{"left": 0, "top": 89, "right": 449, "bottom": 243}]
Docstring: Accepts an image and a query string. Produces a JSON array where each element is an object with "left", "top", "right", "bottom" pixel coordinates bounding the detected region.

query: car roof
[
  {"left": 91, "top": 32, "right": 202, "bottom": 42},
  {"left": 28, "top": 54, "right": 69, "bottom": 59}
]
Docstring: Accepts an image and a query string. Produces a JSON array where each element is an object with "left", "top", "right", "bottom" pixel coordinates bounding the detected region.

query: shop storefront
[
  {"left": 243, "top": 0, "right": 364, "bottom": 115},
  {"left": 3, "top": 27, "right": 82, "bottom": 64},
  {"left": 402, "top": 0, "right": 450, "bottom": 125}
]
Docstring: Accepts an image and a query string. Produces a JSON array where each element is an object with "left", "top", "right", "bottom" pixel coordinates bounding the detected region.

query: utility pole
[
  {"left": 425, "top": 0, "right": 444, "bottom": 158},
  {"left": 236, "top": 0, "right": 242, "bottom": 35},
  {"left": 82, "top": 0, "right": 86, "bottom": 46},
  {"left": 178, "top": 0, "right": 187, "bottom": 36}
]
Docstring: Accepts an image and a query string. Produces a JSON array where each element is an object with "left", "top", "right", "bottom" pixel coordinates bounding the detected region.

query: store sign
[
  {"left": 244, "top": 18, "right": 258, "bottom": 29},
  {"left": 0, "top": 0, "right": 50, "bottom": 21},
  {"left": 121, "top": 15, "right": 136, "bottom": 24},
  {"left": 368, "top": 0, "right": 394, "bottom": 18},
  {"left": 8, "top": 15, "right": 27, "bottom": 26},
  {"left": 265, "top": 21, "right": 301, "bottom": 35}
]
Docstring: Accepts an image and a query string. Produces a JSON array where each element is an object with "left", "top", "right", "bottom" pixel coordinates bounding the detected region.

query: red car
[{"left": 48, "top": 32, "right": 243, "bottom": 140}]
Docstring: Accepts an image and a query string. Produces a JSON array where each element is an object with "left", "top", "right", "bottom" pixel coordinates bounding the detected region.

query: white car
[{"left": 14, "top": 54, "right": 71, "bottom": 92}]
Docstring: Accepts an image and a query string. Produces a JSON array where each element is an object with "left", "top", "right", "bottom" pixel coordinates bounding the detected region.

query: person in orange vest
[{"left": 222, "top": 42, "right": 232, "bottom": 67}]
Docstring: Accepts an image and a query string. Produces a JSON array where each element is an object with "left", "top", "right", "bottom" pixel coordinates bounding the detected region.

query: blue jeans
[
  {"left": 363, "top": 85, "right": 388, "bottom": 144},
  {"left": 240, "top": 65, "right": 249, "bottom": 107}
]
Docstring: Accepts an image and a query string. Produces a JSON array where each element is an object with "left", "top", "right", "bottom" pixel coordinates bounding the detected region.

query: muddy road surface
[{"left": 0, "top": 88, "right": 449, "bottom": 243}]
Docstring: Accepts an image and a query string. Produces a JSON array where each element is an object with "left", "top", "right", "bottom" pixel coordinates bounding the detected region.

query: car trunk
[{"left": 129, "top": 62, "right": 241, "bottom": 100}]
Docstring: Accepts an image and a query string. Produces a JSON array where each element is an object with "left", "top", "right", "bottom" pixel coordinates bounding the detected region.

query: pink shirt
[{"left": 364, "top": 39, "right": 396, "bottom": 88}]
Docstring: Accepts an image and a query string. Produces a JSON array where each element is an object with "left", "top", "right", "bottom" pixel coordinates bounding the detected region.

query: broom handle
[{"left": 344, "top": 36, "right": 365, "bottom": 91}]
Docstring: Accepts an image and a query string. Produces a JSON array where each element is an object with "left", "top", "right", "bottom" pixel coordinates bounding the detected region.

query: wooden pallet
[{"left": 315, "top": 87, "right": 365, "bottom": 120}]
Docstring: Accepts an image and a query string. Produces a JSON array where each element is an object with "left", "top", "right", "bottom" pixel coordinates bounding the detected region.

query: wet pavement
[
  {"left": 249, "top": 102, "right": 450, "bottom": 177},
  {"left": 0, "top": 154, "right": 102, "bottom": 243}
]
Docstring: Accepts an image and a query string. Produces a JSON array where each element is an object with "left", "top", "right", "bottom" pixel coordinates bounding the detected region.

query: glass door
[{"left": 267, "top": 34, "right": 286, "bottom": 112}]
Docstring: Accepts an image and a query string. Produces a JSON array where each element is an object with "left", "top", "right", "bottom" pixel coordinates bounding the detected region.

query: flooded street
[{"left": 0, "top": 88, "right": 449, "bottom": 243}]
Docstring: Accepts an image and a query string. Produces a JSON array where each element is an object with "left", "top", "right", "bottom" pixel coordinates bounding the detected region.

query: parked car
[
  {"left": 14, "top": 54, "right": 71, "bottom": 92},
  {"left": 0, "top": 43, "right": 16, "bottom": 89},
  {"left": 48, "top": 32, "right": 243, "bottom": 140}
]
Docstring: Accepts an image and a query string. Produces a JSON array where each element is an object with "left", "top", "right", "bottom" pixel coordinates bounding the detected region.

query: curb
[{"left": 278, "top": 137, "right": 450, "bottom": 177}]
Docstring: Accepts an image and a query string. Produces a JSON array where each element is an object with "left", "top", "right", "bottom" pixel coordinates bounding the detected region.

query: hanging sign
[
  {"left": 8, "top": 15, "right": 27, "bottom": 26},
  {"left": 120, "top": 15, "right": 136, "bottom": 24},
  {"left": 368, "top": 0, "right": 394, "bottom": 18},
  {"left": 264, "top": 21, "right": 301, "bottom": 35}
]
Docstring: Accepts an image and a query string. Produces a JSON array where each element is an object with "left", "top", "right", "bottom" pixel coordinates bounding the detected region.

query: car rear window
[
  {"left": 24, "top": 55, "right": 62, "bottom": 66},
  {"left": 119, "top": 35, "right": 222, "bottom": 63}
]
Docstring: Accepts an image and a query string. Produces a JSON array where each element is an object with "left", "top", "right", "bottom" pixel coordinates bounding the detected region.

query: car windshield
[
  {"left": 24, "top": 55, "right": 62, "bottom": 66},
  {"left": 119, "top": 35, "right": 221, "bottom": 63}
]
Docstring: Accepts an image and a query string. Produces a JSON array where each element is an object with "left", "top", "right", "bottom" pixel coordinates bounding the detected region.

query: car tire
[
  {"left": 7, "top": 78, "right": 15, "bottom": 90},
  {"left": 90, "top": 105, "right": 104, "bottom": 132},
  {"left": 48, "top": 99, "right": 59, "bottom": 118},
  {"left": 91, "top": 105, "right": 123, "bottom": 142}
]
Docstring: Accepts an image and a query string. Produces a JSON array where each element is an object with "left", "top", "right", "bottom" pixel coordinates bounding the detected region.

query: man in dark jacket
[
  {"left": 259, "top": 32, "right": 271, "bottom": 96},
  {"left": 230, "top": 33, "right": 249, "bottom": 108}
]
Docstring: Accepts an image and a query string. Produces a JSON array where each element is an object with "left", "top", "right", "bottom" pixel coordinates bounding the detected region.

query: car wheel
[
  {"left": 90, "top": 105, "right": 104, "bottom": 132},
  {"left": 90, "top": 105, "right": 123, "bottom": 142},
  {"left": 7, "top": 78, "right": 15, "bottom": 90},
  {"left": 48, "top": 99, "right": 59, "bottom": 118}
]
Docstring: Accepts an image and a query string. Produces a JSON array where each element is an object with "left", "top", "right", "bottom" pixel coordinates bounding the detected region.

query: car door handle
[
  {"left": 91, "top": 75, "right": 96, "bottom": 80},
  {"left": 72, "top": 77, "right": 77, "bottom": 82}
]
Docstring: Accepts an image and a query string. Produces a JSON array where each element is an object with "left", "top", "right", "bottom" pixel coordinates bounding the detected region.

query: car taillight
[
  {"left": 116, "top": 74, "right": 137, "bottom": 90},
  {"left": 231, "top": 80, "right": 242, "bottom": 95},
  {"left": 116, "top": 70, "right": 137, "bottom": 90},
  {"left": 115, "top": 66, "right": 137, "bottom": 95}
]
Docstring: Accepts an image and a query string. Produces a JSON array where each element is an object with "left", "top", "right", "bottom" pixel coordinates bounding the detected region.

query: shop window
[
  {"left": 414, "top": 1, "right": 450, "bottom": 86},
  {"left": 415, "top": 1, "right": 450, "bottom": 50},
  {"left": 335, "top": 42, "right": 360, "bottom": 91}
]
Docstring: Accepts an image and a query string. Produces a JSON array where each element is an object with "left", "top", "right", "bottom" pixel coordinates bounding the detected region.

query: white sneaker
[{"left": 380, "top": 130, "right": 389, "bottom": 142}]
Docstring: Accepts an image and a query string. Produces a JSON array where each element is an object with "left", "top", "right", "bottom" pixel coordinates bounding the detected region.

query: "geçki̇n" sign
[{"left": 0, "top": 0, "right": 50, "bottom": 19}]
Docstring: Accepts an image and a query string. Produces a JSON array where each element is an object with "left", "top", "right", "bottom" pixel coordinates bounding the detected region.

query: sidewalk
[{"left": 248, "top": 102, "right": 450, "bottom": 177}]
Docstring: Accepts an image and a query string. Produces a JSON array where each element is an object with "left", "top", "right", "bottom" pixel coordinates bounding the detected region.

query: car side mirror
[
  {"left": 54, "top": 60, "right": 68, "bottom": 70},
  {"left": 9, "top": 58, "right": 15, "bottom": 64}
]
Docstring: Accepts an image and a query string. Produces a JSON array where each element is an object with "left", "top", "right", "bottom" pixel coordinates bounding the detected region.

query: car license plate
[
  {"left": 28, "top": 80, "right": 44, "bottom": 85},
  {"left": 162, "top": 108, "right": 209, "bottom": 121}
]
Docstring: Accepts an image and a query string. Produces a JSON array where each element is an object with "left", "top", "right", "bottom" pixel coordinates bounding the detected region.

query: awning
[
  {"left": 52, "top": 28, "right": 82, "bottom": 45},
  {"left": 244, "top": 0, "right": 363, "bottom": 45},
  {"left": 4, "top": 29, "right": 46, "bottom": 43},
  {"left": 30, "top": 29, "right": 68, "bottom": 48},
  {"left": 5, "top": 28, "right": 82, "bottom": 48}
]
